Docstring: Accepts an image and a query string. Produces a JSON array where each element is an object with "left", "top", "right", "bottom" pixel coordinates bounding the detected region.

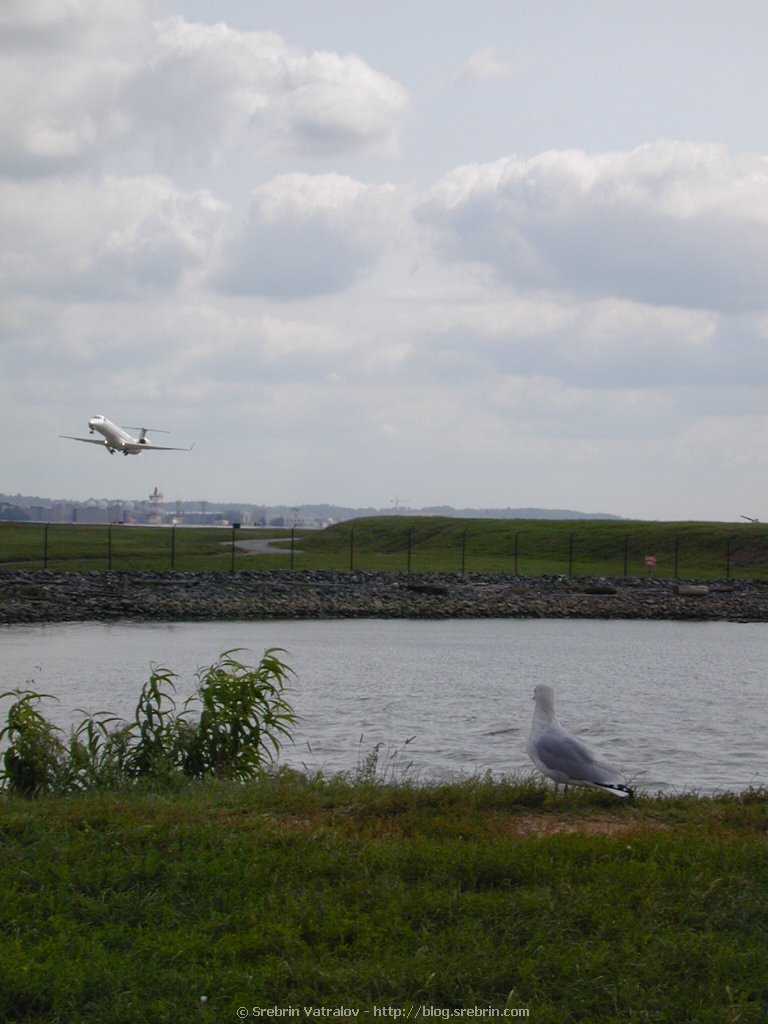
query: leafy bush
[
  {"left": 0, "top": 690, "right": 67, "bottom": 795},
  {"left": 0, "top": 648, "right": 296, "bottom": 795},
  {"left": 180, "top": 648, "right": 297, "bottom": 780}
]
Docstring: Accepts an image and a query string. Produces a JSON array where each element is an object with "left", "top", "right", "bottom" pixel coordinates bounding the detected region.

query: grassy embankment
[
  {"left": 2, "top": 773, "right": 767, "bottom": 1023},
  {"left": 3, "top": 517, "right": 768, "bottom": 579}
]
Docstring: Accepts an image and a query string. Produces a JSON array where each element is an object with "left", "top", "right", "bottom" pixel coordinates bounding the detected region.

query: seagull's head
[{"left": 533, "top": 684, "right": 556, "bottom": 716}]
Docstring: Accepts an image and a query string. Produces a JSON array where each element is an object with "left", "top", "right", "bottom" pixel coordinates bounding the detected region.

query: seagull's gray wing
[{"left": 534, "top": 726, "right": 617, "bottom": 786}]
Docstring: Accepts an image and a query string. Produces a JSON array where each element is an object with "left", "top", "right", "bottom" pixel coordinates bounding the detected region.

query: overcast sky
[{"left": 3, "top": 0, "right": 768, "bottom": 520}]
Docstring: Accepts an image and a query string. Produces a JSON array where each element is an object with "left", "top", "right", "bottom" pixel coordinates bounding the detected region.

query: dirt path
[{"left": 230, "top": 538, "right": 298, "bottom": 556}]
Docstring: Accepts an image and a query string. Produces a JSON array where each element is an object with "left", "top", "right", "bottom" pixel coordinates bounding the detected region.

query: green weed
[
  {"left": 0, "top": 649, "right": 296, "bottom": 795},
  {"left": 180, "top": 648, "right": 297, "bottom": 780},
  {"left": 0, "top": 689, "right": 66, "bottom": 795}
]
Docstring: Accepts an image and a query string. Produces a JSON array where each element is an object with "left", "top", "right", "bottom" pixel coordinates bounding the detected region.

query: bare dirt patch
[{"left": 499, "top": 811, "right": 670, "bottom": 837}]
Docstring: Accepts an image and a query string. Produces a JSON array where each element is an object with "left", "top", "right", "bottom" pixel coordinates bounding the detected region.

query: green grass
[
  {"left": 0, "top": 774, "right": 766, "bottom": 1023},
  {"left": 3, "top": 517, "right": 768, "bottom": 579},
  {"left": 0, "top": 524, "right": 287, "bottom": 573}
]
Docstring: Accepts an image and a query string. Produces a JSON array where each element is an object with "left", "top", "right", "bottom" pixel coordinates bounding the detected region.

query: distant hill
[
  {"left": 285, "top": 505, "right": 623, "bottom": 523},
  {"left": 416, "top": 506, "right": 622, "bottom": 521},
  {"left": 245, "top": 503, "right": 622, "bottom": 522},
  {"left": 1, "top": 492, "right": 622, "bottom": 524}
]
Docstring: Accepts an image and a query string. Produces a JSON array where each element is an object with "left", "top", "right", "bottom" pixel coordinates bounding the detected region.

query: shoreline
[{"left": 2, "top": 569, "right": 768, "bottom": 623}]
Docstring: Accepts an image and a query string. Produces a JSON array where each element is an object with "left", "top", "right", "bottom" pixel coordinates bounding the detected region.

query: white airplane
[{"left": 60, "top": 414, "right": 194, "bottom": 456}]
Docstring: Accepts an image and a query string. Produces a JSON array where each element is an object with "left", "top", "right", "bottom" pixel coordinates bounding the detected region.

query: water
[{"left": 1, "top": 618, "right": 766, "bottom": 794}]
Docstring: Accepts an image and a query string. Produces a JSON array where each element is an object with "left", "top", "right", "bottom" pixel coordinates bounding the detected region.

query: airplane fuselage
[{"left": 88, "top": 415, "right": 146, "bottom": 454}]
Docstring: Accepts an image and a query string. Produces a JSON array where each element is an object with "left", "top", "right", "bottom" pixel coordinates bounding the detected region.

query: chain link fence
[{"left": 3, "top": 521, "right": 767, "bottom": 581}]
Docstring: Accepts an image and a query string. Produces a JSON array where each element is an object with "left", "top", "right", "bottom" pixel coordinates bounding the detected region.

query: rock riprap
[{"left": 1, "top": 570, "right": 767, "bottom": 623}]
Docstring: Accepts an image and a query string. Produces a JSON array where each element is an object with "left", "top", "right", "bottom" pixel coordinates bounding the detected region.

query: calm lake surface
[{"left": 1, "top": 619, "right": 765, "bottom": 795}]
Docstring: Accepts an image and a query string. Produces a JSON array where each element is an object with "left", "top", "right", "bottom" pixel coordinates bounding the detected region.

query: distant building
[{"left": 0, "top": 501, "right": 28, "bottom": 521}]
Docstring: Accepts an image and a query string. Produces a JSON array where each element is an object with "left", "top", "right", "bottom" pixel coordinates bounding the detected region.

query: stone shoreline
[{"left": 1, "top": 569, "right": 767, "bottom": 623}]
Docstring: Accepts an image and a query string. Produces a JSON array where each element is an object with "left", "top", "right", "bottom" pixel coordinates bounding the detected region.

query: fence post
[
  {"left": 514, "top": 531, "right": 519, "bottom": 575},
  {"left": 674, "top": 538, "right": 679, "bottom": 579},
  {"left": 43, "top": 523, "right": 49, "bottom": 570},
  {"left": 407, "top": 527, "right": 413, "bottom": 573},
  {"left": 461, "top": 529, "right": 467, "bottom": 575},
  {"left": 568, "top": 533, "right": 574, "bottom": 576},
  {"left": 726, "top": 537, "right": 731, "bottom": 580},
  {"left": 623, "top": 535, "right": 629, "bottom": 578},
  {"left": 290, "top": 525, "right": 296, "bottom": 571},
  {"left": 171, "top": 525, "right": 176, "bottom": 571},
  {"left": 349, "top": 524, "right": 355, "bottom": 572},
  {"left": 108, "top": 524, "right": 112, "bottom": 572}
]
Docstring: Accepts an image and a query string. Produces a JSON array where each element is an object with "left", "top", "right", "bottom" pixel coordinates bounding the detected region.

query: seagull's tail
[{"left": 595, "top": 782, "right": 635, "bottom": 799}]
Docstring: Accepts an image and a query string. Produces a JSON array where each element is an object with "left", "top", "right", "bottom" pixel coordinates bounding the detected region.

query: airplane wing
[
  {"left": 59, "top": 431, "right": 194, "bottom": 453},
  {"left": 59, "top": 435, "right": 109, "bottom": 445},
  {"left": 122, "top": 442, "right": 195, "bottom": 453}
]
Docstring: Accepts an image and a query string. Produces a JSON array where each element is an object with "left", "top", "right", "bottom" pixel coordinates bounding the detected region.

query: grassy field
[
  {"left": 0, "top": 523, "right": 284, "bottom": 574},
  {"left": 1, "top": 773, "right": 766, "bottom": 1023},
  {"left": 3, "top": 517, "right": 768, "bottom": 579}
]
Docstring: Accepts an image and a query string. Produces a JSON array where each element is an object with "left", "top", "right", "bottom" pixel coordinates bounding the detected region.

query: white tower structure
[{"left": 147, "top": 485, "right": 164, "bottom": 525}]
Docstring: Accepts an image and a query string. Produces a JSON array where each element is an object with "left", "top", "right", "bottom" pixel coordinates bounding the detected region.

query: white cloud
[
  {"left": 0, "top": 4, "right": 408, "bottom": 177},
  {"left": 0, "top": 0, "right": 154, "bottom": 58},
  {"left": 0, "top": 0, "right": 153, "bottom": 175},
  {"left": 119, "top": 15, "right": 409, "bottom": 167},
  {"left": 0, "top": 175, "right": 224, "bottom": 298},
  {"left": 419, "top": 142, "right": 768, "bottom": 313},
  {"left": 213, "top": 172, "right": 399, "bottom": 298},
  {"left": 455, "top": 47, "right": 526, "bottom": 83}
]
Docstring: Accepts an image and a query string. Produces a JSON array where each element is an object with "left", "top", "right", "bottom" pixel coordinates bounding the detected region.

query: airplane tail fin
[{"left": 129, "top": 426, "right": 171, "bottom": 444}]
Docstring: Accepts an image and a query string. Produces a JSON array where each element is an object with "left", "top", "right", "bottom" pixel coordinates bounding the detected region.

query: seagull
[{"left": 526, "top": 684, "right": 634, "bottom": 798}]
